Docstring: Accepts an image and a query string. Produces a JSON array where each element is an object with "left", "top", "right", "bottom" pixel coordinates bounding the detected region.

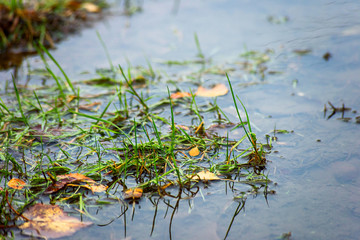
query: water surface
[{"left": 1, "top": 0, "right": 360, "bottom": 239}]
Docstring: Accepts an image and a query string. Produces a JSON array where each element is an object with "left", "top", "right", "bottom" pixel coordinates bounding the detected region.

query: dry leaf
[
  {"left": 87, "top": 183, "right": 108, "bottom": 193},
  {"left": 45, "top": 173, "right": 107, "bottom": 194},
  {"left": 78, "top": 102, "right": 101, "bottom": 111},
  {"left": 195, "top": 83, "right": 228, "bottom": 97},
  {"left": 8, "top": 178, "right": 26, "bottom": 189},
  {"left": 82, "top": 2, "right": 100, "bottom": 12},
  {"left": 170, "top": 92, "right": 191, "bottom": 99},
  {"left": 193, "top": 170, "right": 221, "bottom": 181},
  {"left": 124, "top": 188, "right": 143, "bottom": 200},
  {"left": 189, "top": 146, "right": 200, "bottom": 157},
  {"left": 19, "top": 203, "right": 92, "bottom": 239},
  {"left": 175, "top": 124, "right": 189, "bottom": 131}
]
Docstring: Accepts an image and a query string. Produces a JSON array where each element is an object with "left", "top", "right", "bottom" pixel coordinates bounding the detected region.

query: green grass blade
[
  {"left": 12, "top": 75, "right": 28, "bottom": 126},
  {"left": 39, "top": 42, "right": 76, "bottom": 95},
  {"left": 96, "top": 30, "right": 114, "bottom": 72},
  {"left": 119, "top": 64, "right": 149, "bottom": 111}
]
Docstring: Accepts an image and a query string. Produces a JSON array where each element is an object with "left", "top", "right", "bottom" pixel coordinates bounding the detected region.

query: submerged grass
[{"left": 0, "top": 43, "right": 277, "bottom": 238}]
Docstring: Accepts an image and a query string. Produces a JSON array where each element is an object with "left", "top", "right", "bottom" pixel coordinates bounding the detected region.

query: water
[{"left": 2, "top": 0, "right": 360, "bottom": 239}]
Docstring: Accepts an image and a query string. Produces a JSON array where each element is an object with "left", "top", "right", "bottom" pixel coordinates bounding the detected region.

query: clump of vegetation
[
  {"left": 0, "top": 0, "right": 107, "bottom": 52},
  {"left": 0, "top": 36, "right": 278, "bottom": 238}
]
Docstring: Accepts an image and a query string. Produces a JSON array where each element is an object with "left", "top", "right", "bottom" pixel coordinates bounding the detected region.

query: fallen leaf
[
  {"left": 86, "top": 183, "right": 108, "bottom": 193},
  {"left": 124, "top": 188, "right": 143, "bottom": 200},
  {"left": 189, "top": 146, "right": 200, "bottom": 157},
  {"left": 170, "top": 92, "right": 191, "bottom": 99},
  {"left": 19, "top": 203, "right": 92, "bottom": 239},
  {"left": 45, "top": 173, "right": 107, "bottom": 194},
  {"left": 82, "top": 2, "right": 100, "bottom": 13},
  {"left": 195, "top": 83, "right": 228, "bottom": 97},
  {"left": 78, "top": 102, "right": 101, "bottom": 111},
  {"left": 293, "top": 49, "right": 312, "bottom": 56},
  {"left": 8, "top": 178, "right": 26, "bottom": 189},
  {"left": 192, "top": 170, "right": 221, "bottom": 181},
  {"left": 175, "top": 124, "right": 189, "bottom": 131}
]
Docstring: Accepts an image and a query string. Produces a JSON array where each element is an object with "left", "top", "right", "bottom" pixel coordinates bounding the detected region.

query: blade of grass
[
  {"left": 69, "top": 110, "right": 132, "bottom": 143},
  {"left": 0, "top": 97, "right": 11, "bottom": 114},
  {"left": 226, "top": 73, "right": 260, "bottom": 158},
  {"left": 167, "top": 87, "right": 182, "bottom": 186},
  {"left": 95, "top": 91, "right": 117, "bottom": 125},
  {"left": 119, "top": 65, "right": 149, "bottom": 111},
  {"left": 39, "top": 42, "right": 76, "bottom": 95},
  {"left": 194, "top": 32, "right": 204, "bottom": 59},
  {"left": 46, "top": 66, "right": 64, "bottom": 98},
  {"left": 12, "top": 75, "right": 29, "bottom": 126},
  {"left": 96, "top": 30, "right": 114, "bottom": 72}
]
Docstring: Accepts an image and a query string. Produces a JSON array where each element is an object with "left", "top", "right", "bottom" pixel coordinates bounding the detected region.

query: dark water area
[{"left": 1, "top": 0, "right": 360, "bottom": 239}]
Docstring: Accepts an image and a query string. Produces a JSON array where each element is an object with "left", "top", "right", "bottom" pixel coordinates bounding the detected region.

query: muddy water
[{"left": 2, "top": 0, "right": 360, "bottom": 239}]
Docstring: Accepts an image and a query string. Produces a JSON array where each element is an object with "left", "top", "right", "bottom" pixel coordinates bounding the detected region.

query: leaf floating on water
[
  {"left": 82, "top": 3, "right": 101, "bottom": 13},
  {"left": 195, "top": 83, "right": 228, "bottom": 97},
  {"left": 87, "top": 183, "right": 108, "bottom": 193},
  {"left": 19, "top": 203, "right": 92, "bottom": 239},
  {"left": 293, "top": 49, "right": 312, "bottom": 56},
  {"left": 124, "top": 188, "right": 143, "bottom": 200},
  {"left": 189, "top": 146, "right": 200, "bottom": 157},
  {"left": 175, "top": 124, "right": 190, "bottom": 131},
  {"left": 192, "top": 170, "right": 221, "bottom": 181},
  {"left": 170, "top": 92, "right": 192, "bottom": 99},
  {"left": 44, "top": 173, "right": 107, "bottom": 194},
  {"left": 8, "top": 178, "right": 26, "bottom": 189}
]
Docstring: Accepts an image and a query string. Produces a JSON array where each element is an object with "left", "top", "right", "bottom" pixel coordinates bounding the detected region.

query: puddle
[{"left": 1, "top": 0, "right": 360, "bottom": 239}]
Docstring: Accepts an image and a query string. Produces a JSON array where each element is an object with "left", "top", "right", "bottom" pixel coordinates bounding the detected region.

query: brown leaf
[
  {"left": 66, "top": 0, "right": 82, "bottom": 11},
  {"left": 192, "top": 170, "right": 221, "bottom": 181},
  {"left": 293, "top": 49, "right": 312, "bottom": 56},
  {"left": 170, "top": 92, "right": 191, "bottom": 99},
  {"left": 86, "top": 183, "right": 108, "bottom": 193},
  {"left": 195, "top": 83, "right": 228, "bottom": 97},
  {"left": 78, "top": 101, "right": 101, "bottom": 111},
  {"left": 8, "top": 178, "right": 26, "bottom": 189},
  {"left": 189, "top": 146, "right": 200, "bottom": 157},
  {"left": 45, "top": 173, "right": 107, "bottom": 194},
  {"left": 124, "top": 188, "right": 143, "bottom": 200},
  {"left": 19, "top": 203, "right": 92, "bottom": 239}
]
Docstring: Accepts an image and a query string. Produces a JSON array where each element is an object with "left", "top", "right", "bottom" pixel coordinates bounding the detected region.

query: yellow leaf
[
  {"left": 195, "top": 83, "right": 228, "bottom": 97},
  {"left": 170, "top": 92, "right": 191, "bottom": 99},
  {"left": 124, "top": 188, "right": 143, "bottom": 200},
  {"left": 82, "top": 2, "right": 100, "bottom": 13},
  {"left": 88, "top": 183, "right": 108, "bottom": 193},
  {"left": 19, "top": 203, "right": 92, "bottom": 239},
  {"left": 7, "top": 178, "right": 26, "bottom": 189},
  {"left": 193, "top": 170, "right": 220, "bottom": 181},
  {"left": 189, "top": 146, "right": 200, "bottom": 157}
]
